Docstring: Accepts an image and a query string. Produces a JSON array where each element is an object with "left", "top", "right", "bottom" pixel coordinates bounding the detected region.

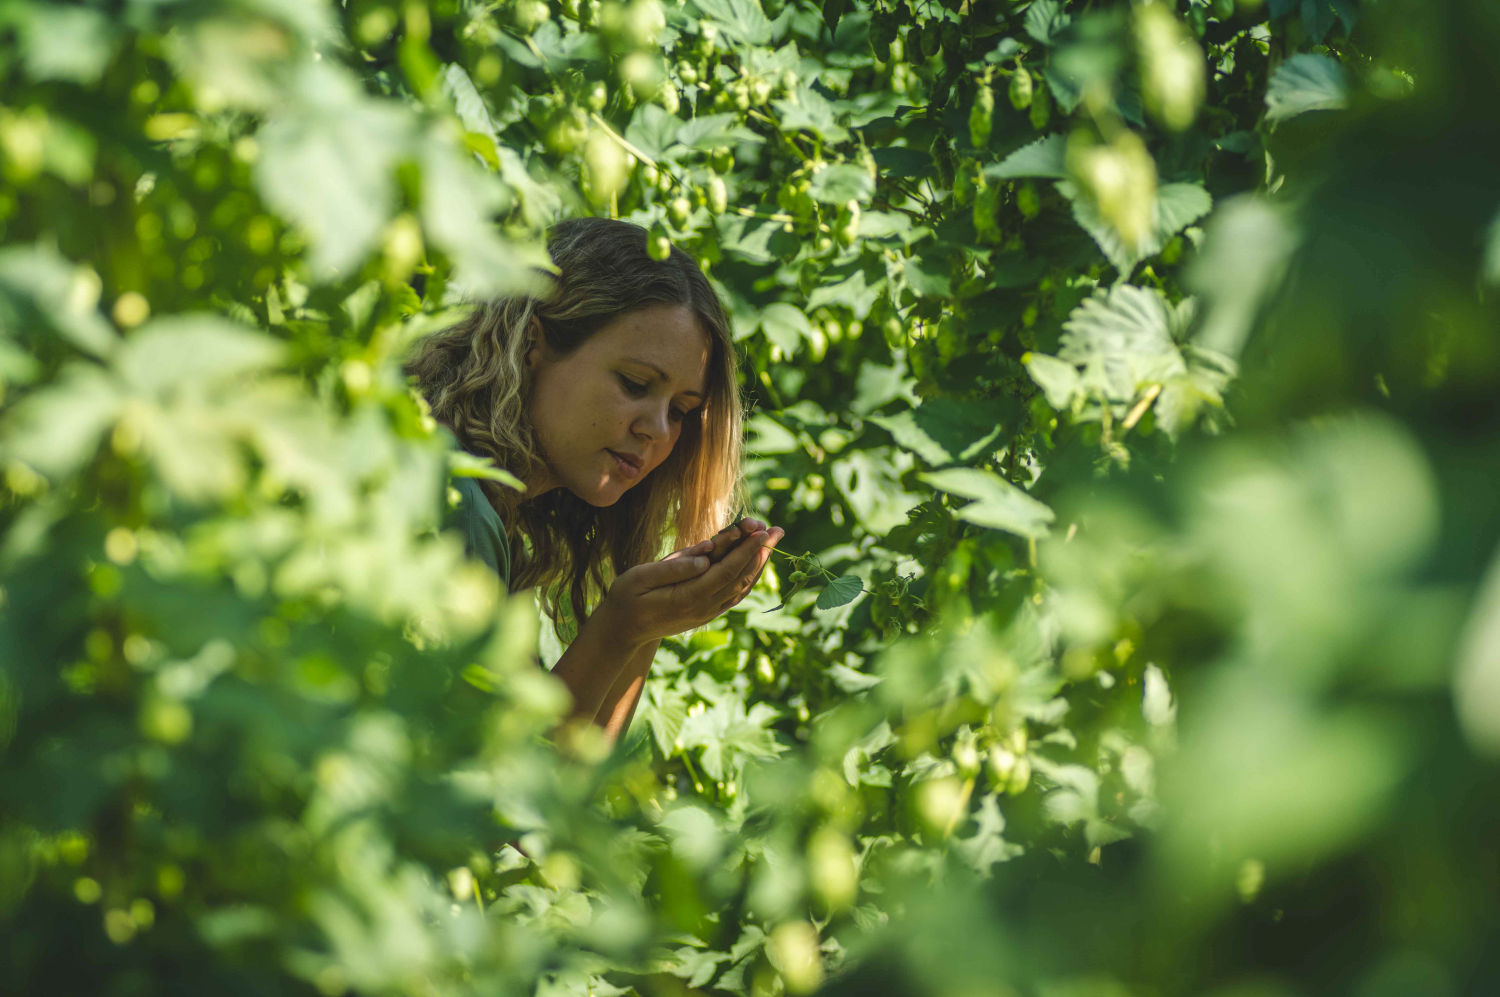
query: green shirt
[{"left": 448, "top": 475, "right": 512, "bottom": 591}]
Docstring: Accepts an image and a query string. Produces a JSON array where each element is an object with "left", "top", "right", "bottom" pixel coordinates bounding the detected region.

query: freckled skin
[{"left": 525, "top": 303, "right": 710, "bottom": 507}]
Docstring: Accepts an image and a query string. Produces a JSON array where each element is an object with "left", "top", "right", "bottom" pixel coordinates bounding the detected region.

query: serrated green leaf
[
  {"left": 1059, "top": 285, "right": 1187, "bottom": 399},
  {"left": 985, "top": 135, "right": 1068, "bottom": 181},
  {"left": 816, "top": 574, "right": 864, "bottom": 610},
  {"left": 1024, "top": 0, "right": 1072, "bottom": 45},
  {"left": 805, "top": 268, "right": 880, "bottom": 318},
  {"left": 869, "top": 397, "right": 1004, "bottom": 466},
  {"left": 921, "top": 468, "right": 1054, "bottom": 539},
  {"left": 1265, "top": 53, "right": 1349, "bottom": 122},
  {"left": 440, "top": 63, "right": 498, "bottom": 143},
  {"left": 693, "top": 0, "right": 775, "bottom": 45}
]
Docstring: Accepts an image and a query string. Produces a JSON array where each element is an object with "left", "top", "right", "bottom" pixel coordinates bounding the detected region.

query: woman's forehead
[{"left": 593, "top": 306, "right": 710, "bottom": 388}]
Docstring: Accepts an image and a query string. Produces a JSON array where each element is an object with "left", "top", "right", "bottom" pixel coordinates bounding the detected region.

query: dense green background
[{"left": 2, "top": 0, "right": 1498, "bottom": 993}]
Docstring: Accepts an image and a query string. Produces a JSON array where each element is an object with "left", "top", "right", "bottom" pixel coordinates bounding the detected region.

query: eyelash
[{"left": 619, "top": 375, "right": 692, "bottom": 421}]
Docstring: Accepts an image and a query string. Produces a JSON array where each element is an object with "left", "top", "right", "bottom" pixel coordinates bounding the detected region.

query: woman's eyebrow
[{"left": 625, "top": 357, "right": 706, "bottom": 399}]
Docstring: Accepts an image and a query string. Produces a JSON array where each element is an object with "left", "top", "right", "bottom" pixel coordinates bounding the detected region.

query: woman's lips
[{"left": 608, "top": 450, "right": 642, "bottom": 479}]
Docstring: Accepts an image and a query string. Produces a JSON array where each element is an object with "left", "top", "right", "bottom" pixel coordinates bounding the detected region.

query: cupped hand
[{"left": 602, "top": 520, "right": 785, "bottom": 648}]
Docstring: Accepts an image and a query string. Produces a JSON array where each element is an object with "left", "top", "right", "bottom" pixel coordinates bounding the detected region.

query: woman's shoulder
[{"left": 448, "top": 474, "right": 512, "bottom": 587}]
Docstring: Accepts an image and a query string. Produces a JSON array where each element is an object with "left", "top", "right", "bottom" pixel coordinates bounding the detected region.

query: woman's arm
[
  {"left": 550, "top": 518, "right": 781, "bottom": 744},
  {"left": 547, "top": 597, "right": 654, "bottom": 732},
  {"left": 591, "top": 638, "right": 659, "bottom": 743}
]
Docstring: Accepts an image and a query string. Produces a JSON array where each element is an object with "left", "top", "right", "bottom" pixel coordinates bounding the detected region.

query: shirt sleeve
[{"left": 449, "top": 476, "right": 512, "bottom": 591}]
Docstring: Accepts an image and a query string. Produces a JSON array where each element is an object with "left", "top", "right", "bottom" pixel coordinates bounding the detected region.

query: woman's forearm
[
  {"left": 592, "top": 638, "right": 659, "bottom": 743},
  {"left": 547, "top": 599, "right": 651, "bottom": 730}
]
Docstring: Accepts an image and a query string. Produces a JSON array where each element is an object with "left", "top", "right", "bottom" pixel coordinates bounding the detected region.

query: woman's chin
[{"left": 571, "top": 483, "right": 627, "bottom": 508}]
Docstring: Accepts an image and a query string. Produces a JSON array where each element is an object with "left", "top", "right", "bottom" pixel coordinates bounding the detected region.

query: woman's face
[{"left": 524, "top": 303, "right": 710, "bottom": 506}]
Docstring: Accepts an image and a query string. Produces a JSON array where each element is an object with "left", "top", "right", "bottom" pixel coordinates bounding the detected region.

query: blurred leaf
[
  {"left": 1265, "top": 53, "right": 1349, "bottom": 122},
  {"left": 449, "top": 450, "right": 526, "bottom": 492},
  {"left": 13, "top": 5, "right": 116, "bottom": 84},
  {"left": 1066, "top": 182, "right": 1212, "bottom": 276},
  {"left": 254, "top": 63, "right": 413, "bottom": 279},
  {"left": 1025, "top": 353, "right": 1083, "bottom": 410},
  {"left": 115, "top": 317, "right": 284, "bottom": 396},
  {"left": 808, "top": 164, "right": 875, "bottom": 205},
  {"left": 1455, "top": 545, "right": 1500, "bottom": 757},
  {"left": 759, "top": 302, "right": 816, "bottom": 355},
  {"left": 0, "top": 247, "right": 116, "bottom": 358},
  {"left": 419, "top": 135, "right": 546, "bottom": 299},
  {"left": 0, "top": 366, "right": 121, "bottom": 479}
]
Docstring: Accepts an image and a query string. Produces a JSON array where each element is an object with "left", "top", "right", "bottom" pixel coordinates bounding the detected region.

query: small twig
[
  {"left": 1121, "top": 383, "right": 1162, "bottom": 432},
  {"left": 735, "top": 206, "right": 796, "bottom": 224},
  {"left": 588, "top": 110, "right": 662, "bottom": 170},
  {"left": 942, "top": 776, "right": 976, "bottom": 838}
]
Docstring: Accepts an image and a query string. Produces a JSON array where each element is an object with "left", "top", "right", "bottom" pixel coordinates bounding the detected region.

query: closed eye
[{"left": 620, "top": 373, "right": 695, "bottom": 422}]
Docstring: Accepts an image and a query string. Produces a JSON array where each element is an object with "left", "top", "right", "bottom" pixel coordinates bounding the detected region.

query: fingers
[
  {"left": 705, "top": 526, "right": 783, "bottom": 603},
  {"left": 706, "top": 524, "right": 741, "bottom": 563},
  {"left": 703, "top": 517, "right": 770, "bottom": 563},
  {"left": 632, "top": 551, "right": 711, "bottom": 591},
  {"left": 664, "top": 538, "right": 713, "bottom": 561}
]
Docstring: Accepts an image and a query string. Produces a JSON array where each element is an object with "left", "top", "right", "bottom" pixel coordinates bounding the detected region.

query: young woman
[{"left": 407, "top": 217, "right": 784, "bottom": 743}]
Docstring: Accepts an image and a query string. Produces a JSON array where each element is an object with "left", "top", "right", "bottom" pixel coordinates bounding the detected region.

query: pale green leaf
[
  {"left": 115, "top": 316, "right": 284, "bottom": 396},
  {"left": 808, "top": 164, "right": 874, "bottom": 205},
  {"left": 1065, "top": 181, "right": 1212, "bottom": 276},
  {"left": 254, "top": 63, "right": 413, "bottom": 279},
  {"left": 0, "top": 366, "right": 122, "bottom": 480},
  {"left": 420, "top": 135, "right": 546, "bottom": 299},
  {"left": 1059, "top": 285, "right": 1187, "bottom": 400},
  {"left": 449, "top": 450, "right": 526, "bottom": 492},
  {"left": 758, "top": 302, "right": 815, "bottom": 355},
  {"left": 1265, "top": 53, "right": 1349, "bottom": 123},
  {"left": 692, "top": 0, "right": 775, "bottom": 45},
  {"left": 1024, "top": 352, "right": 1082, "bottom": 410},
  {"left": 15, "top": 5, "right": 116, "bottom": 84},
  {"left": 0, "top": 246, "right": 117, "bottom": 358}
]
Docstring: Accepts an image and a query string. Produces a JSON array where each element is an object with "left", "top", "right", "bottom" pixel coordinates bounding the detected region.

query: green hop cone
[
  {"left": 707, "top": 175, "right": 728, "bottom": 215},
  {"left": 1016, "top": 180, "right": 1041, "bottom": 219},
  {"left": 1029, "top": 83, "right": 1051, "bottom": 130},
  {"left": 969, "top": 85, "right": 994, "bottom": 149},
  {"left": 647, "top": 228, "right": 672, "bottom": 260},
  {"left": 1009, "top": 67, "right": 1033, "bottom": 110},
  {"left": 837, "top": 199, "right": 861, "bottom": 248}
]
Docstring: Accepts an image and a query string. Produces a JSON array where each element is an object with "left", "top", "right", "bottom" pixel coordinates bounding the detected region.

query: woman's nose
[{"left": 635, "top": 403, "right": 670, "bottom": 441}]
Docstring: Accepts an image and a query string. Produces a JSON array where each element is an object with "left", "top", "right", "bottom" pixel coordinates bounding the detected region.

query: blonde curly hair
[{"left": 406, "top": 217, "right": 746, "bottom": 635}]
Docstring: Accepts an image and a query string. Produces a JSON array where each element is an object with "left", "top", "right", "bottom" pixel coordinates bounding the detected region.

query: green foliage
[{"left": 4, "top": 0, "right": 1499, "bottom": 995}]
